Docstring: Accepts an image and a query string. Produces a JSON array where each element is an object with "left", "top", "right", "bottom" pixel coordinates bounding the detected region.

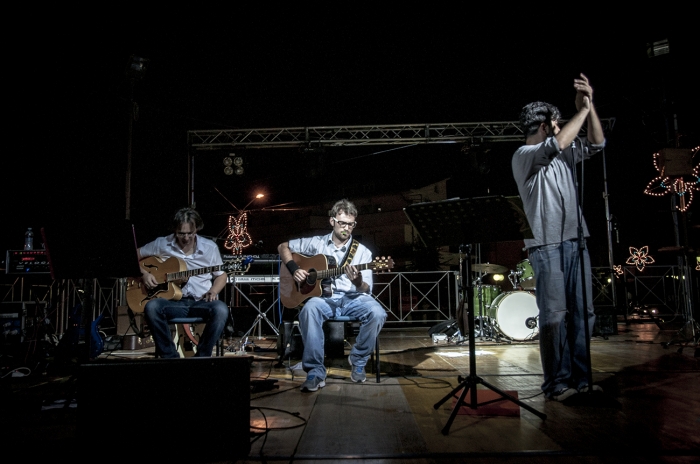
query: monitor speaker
[{"left": 78, "top": 356, "right": 252, "bottom": 462}]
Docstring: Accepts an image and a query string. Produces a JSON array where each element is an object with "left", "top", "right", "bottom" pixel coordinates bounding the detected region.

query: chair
[{"left": 170, "top": 317, "right": 224, "bottom": 357}]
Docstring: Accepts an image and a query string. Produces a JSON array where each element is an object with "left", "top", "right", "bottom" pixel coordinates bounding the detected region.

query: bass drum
[{"left": 484, "top": 291, "right": 539, "bottom": 341}]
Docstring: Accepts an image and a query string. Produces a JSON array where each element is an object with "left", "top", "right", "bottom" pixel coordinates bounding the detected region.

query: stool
[
  {"left": 281, "top": 317, "right": 381, "bottom": 383},
  {"left": 326, "top": 316, "right": 381, "bottom": 383},
  {"left": 170, "top": 317, "right": 224, "bottom": 357}
]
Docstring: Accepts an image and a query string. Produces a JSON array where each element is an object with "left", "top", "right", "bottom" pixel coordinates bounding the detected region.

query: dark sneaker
[
  {"left": 300, "top": 375, "right": 325, "bottom": 392},
  {"left": 348, "top": 355, "right": 366, "bottom": 383},
  {"left": 579, "top": 385, "right": 603, "bottom": 393},
  {"left": 551, "top": 388, "right": 578, "bottom": 402}
]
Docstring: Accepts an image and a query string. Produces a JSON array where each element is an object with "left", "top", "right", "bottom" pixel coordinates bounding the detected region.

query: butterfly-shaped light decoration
[
  {"left": 626, "top": 246, "right": 655, "bottom": 272},
  {"left": 224, "top": 212, "right": 253, "bottom": 255},
  {"left": 613, "top": 265, "right": 623, "bottom": 277},
  {"left": 644, "top": 146, "right": 700, "bottom": 212}
]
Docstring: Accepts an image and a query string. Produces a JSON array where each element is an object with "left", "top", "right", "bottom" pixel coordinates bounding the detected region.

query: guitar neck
[
  {"left": 317, "top": 262, "right": 376, "bottom": 280},
  {"left": 167, "top": 265, "right": 223, "bottom": 282}
]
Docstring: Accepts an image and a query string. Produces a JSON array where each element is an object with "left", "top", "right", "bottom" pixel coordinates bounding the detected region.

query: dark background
[{"left": 4, "top": 13, "right": 698, "bottom": 272}]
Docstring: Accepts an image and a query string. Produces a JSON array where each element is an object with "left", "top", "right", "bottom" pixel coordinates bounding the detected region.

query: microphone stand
[{"left": 570, "top": 137, "right": 604, "bottom": 402}]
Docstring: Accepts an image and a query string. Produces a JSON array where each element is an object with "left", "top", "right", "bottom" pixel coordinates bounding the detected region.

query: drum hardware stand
[
  {"left": 404, "top": 195, "right": 546, "bottom": 435},
  {"left": 473, "top": 277, "right": 490, "bottom": 341}
]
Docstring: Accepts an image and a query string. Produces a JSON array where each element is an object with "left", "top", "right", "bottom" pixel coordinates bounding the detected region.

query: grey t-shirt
[{"left": 511, "top": 136, "right": 605, "bottom": 249}]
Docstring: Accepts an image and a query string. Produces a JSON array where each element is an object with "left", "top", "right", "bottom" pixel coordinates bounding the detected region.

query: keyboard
[{"left": 229, "top": 275, "right": 279, "bottom": 284}]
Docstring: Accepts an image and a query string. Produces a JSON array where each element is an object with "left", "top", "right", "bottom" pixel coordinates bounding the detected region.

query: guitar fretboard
[
  {"left": 316, "top": 262, "right": 379, "bottom": 279},
  {"left": 167, "top": 265, "right": 224, "bottom": 282}
]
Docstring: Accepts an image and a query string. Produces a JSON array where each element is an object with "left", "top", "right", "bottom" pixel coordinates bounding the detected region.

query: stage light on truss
[
  {"left": 223, "top": 156, "right": 234, "bottom": 175},
  {"left": 233, "top": 156, "right": 244, "bottom": 175}
]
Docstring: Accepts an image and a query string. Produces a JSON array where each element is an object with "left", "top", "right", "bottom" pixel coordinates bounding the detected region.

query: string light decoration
[
  {"left": 644, "top": 146, "right": 700, "bottom": 212},
  {"left": 626, "top": 246, "right": 655, "bottom": 271},
  {"left": 613, "top": 265, "right": 623, "bottom": 277},
  {"left": 224, "top": 212, "right": 253, "bottom": 255}
]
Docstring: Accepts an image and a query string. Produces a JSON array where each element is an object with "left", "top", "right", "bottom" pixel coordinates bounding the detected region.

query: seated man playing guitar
[
  {"left": 278, "top": 199, "right": 388, "bottom": 392},
  {"left": 137, "top": 207, "right": 229, "bottom": 358}
]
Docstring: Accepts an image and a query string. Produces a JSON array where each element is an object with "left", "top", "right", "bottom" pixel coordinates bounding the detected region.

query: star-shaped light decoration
[
  {"left": 224, "top": 212, "right": 253, "bottom": 255},
  {"left": 626, "top": 246, "right": 655, "bottom": 271},
  {"left": 613, "top": 265, "right": 623, "bottom": 277},
  {"left": 644, "top": 146, "right": 700, "bottom": 212}
]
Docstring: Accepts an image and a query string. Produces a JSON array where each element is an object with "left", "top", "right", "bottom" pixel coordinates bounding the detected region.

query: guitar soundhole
[{"left": 305, "top": 269, "right": 317, "bottom": 285}]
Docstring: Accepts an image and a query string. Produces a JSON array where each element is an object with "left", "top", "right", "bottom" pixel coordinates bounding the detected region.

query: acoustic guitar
[
  {"left": 125, "top": 256, "right": 248, "bottom": 313},
  {"left": 279, "top": 253, "right": 394, "bottom": 308}
]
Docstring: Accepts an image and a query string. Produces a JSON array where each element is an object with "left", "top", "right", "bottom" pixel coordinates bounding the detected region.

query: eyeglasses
[
  {"left": 176, "top": 232, "right": 196, "bottom": 237},
  {"left": 333, "top": 219, "right": 356, "bottom": 228}
]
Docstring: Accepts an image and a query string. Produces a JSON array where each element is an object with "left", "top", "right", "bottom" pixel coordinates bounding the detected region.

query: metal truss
[{"left": 187, "top": 119, "right": 616, "bottom": 150}]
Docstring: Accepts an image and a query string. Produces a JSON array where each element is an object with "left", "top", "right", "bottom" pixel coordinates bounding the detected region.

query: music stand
[
  {"left": 41, "top": 218, "right": 141, "bottom": 362},
  {"left": 404, "top": 195, "right": 546, "bottom": 435}
]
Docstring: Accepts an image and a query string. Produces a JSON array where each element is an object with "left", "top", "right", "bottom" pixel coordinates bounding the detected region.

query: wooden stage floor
[{"left": 3, "top": 320, "right": 699, "bottom": 463}]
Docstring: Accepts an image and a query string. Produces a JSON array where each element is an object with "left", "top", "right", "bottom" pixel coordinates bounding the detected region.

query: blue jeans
[
  {"left": 144, "top": 297, "right": 229, "bottom": 358},
  {"left": 298, "top": 293, "right": 386, "bottom": 379},
  {"left": 529, "top": 239, "right": 596, "bottom": 397}
]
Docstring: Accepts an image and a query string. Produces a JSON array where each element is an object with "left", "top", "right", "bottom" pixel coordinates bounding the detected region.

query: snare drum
[
  {"left": 516, "top": 259, "right": 536, "bottom": 290},
  {"left": 473, "top": 285, "right": 501, "bottom": 311},
  {"left": 484, "top": 291, "right": 539, "bottom": 341}
]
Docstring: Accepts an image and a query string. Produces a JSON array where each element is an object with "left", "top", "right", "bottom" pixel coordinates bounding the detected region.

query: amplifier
[{"left": 5, "top": 250, "right": 51, "bottom": 274}]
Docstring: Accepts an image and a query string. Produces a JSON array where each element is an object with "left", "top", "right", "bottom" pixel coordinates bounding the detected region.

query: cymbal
[{"left": 472, "top": 263, "right": 508, "bottom": 274}]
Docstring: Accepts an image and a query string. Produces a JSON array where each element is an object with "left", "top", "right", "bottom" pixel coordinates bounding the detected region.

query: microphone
[{"left": 525, "top": 317, "right": 538, "bottom": 329}]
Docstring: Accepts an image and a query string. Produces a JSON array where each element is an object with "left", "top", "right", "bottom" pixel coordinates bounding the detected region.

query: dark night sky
[{"left": 4, "top": 13, "right": 698, "bottom": 271}]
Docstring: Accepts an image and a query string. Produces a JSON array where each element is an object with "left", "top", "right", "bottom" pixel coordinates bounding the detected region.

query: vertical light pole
[{"left": 125, "top": 55, "right": 149, "bottom": 220}]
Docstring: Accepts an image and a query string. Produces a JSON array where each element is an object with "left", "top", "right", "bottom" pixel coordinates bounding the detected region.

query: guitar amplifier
[{"left": 5, "top": 250, "right": 51, "bottom": 274}]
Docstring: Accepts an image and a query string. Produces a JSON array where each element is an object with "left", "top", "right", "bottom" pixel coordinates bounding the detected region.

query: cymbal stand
[{"left": 434, "top": 243, "right": 546, "bottom": 435}]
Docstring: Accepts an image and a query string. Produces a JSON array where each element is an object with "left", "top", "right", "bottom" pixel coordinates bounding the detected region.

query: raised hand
[{"left": 574, "top": 73, "right": 593, "bottom": 111}]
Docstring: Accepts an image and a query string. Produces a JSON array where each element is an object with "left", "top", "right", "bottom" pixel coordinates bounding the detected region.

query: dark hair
[
  {"left": 519, "top": 101, "right": 561, "bottom": 137},
  {"left": 329, "top": 199, "right": 358, "bottom": 218},
  {"left": 172, "top": 207, "right": 204, "bottom": 232}
]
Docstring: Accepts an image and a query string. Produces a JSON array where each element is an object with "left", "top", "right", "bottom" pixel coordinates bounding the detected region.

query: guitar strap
[
  {"left": 340, "top": 239, "right": 360, "bottom": 267},
  {"left": 321, "top": 239, "right": 359, "bottom": 299}
]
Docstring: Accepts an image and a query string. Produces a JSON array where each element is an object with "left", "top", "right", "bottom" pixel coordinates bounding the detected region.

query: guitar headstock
[
  {"left": 372, "top": 256, "right": 394, "bottom": 272},
  {"left": 223, "top": 255, "right": 253, "bottom": 275}
]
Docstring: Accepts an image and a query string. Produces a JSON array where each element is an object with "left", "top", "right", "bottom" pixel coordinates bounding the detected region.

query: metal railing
[{"left": 4, "top": 266, "right": 694, "bottom": 338}]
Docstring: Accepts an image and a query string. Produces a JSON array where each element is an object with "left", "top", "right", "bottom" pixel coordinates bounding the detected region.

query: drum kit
[{"left": 472, "top": 260, "right": 539, "bottom": 342}]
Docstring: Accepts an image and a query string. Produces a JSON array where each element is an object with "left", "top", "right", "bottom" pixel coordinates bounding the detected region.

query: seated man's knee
[
  {"left": 299, "top": 299, "right": 325, "bottom": 317},
  {"left": 367, "top": 302, "right": 387, "bottom": 324},
  {"left": 211, "top": 301, "right": 229, "bottom": 320}
]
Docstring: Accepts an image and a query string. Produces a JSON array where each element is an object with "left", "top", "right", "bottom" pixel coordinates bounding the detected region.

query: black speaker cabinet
[{"left": 78, "top": 357, "right": 252, "bottom": 462}]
